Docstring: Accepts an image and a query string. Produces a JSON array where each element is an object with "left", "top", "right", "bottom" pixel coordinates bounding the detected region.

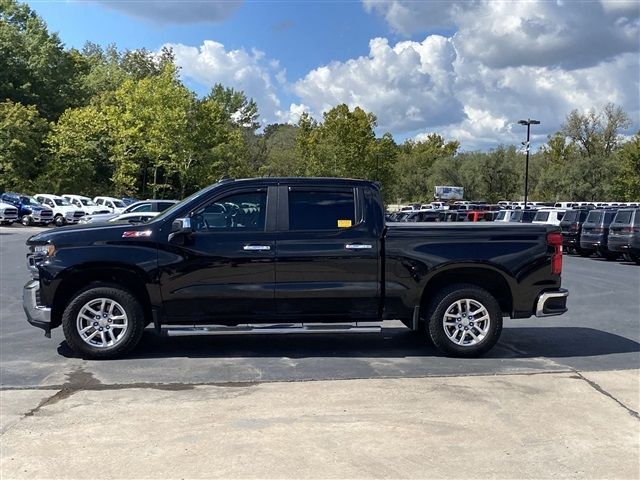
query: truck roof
[{"left": 224, "top": 177, "right": 380, "bottom": 188}]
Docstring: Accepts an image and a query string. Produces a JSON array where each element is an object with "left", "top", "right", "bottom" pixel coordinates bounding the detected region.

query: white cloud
[
  {"left": 159, "top": 1, "right": 638, "bottom": 150},
  {"left": 365, "top": 0, "right": 639, "bottom": 69},
  {"left": 293, "top": 36, "right": 465, "bottom": 133},
  {"left": 95, "top": 0, "right": 242, "bottom": 24},
  {"left": 165, "top": 40, "right": 284, "bottom": 124}
]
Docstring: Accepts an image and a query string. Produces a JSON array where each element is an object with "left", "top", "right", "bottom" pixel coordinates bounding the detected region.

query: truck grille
[
  {"left": 1, "top": 207, "right": 18, "bottom": 219},
  {"left": 36, "top": 209, "right": 53, "bottom": 221},
  {"left": 73, "top": 211, "right": 85, "bottom": 218}
]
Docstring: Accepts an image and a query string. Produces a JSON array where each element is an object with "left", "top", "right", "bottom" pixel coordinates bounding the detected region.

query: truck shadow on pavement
[{"left": 57, "top": 326, "right": 640, "bottom": 361}]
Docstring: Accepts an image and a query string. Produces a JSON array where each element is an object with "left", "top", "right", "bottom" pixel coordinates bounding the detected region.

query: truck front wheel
[
  {"left": 426, "top": 284, "right": 503, "bottom": 357},
  {"left": 54, "top": 215, "right": 65, "bottom": 227},
  {"left": 62, "top": 285, "right": 146, "bottom": 359}
]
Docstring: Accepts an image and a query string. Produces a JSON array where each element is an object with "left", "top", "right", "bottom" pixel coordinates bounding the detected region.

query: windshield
[
  {"left": 81, "top": 199, "right": 97, "bottom": 206},
  {"left": 152, "top": 182, "right": 223, "bottom": 223},
  {"left": 20, "top": 196, "right": 40, "bottom": 206},
  {"left": 496, "top": 211, "right": 506, "bottom": 220},
  {"left": 54, "top": 198, "right": 71, "bottom": 206}
]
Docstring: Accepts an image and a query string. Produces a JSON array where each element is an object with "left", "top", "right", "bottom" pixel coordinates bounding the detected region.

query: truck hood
[{"left": 26, "top": 221, "right": 156, "bottom": 246}]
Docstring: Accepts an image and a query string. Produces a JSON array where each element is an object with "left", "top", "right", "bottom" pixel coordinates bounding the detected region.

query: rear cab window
[{"left": 288, "top": 189, "right": 356, "bottom": 231}]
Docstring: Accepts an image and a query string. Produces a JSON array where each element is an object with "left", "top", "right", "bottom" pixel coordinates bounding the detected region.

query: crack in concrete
[{"left": 571, "top": 371, "right": 640, "bottom": 420}]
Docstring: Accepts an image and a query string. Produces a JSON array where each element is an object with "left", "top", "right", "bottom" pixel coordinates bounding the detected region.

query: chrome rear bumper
[{"left": 535, "top": 289, "right": 569, "bottom": 317}]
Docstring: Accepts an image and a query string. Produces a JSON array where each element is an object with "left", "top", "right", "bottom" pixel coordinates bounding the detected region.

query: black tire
[
  {"left": 425, "top": 283, "right": 503, "bottom": 357},
  {"left": 54, "top": 215, "right": 65, "bottom": 227},
  {"left": 601, "top": 250, "right": 619, "bottom": 261},
  {"left": 625, "top": 253, "right": 640, "bottom": 265},
  {"left": 21, "top": 215, "right": 33, "bottom": 226},
  {"left": 578, "top": 248, "right": 593, "bottom": 257},
  {"left": 62, "top": 284, "right": 146, "bottom": 359}
]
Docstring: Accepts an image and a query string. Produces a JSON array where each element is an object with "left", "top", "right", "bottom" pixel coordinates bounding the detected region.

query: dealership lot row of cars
[
  {"left": 387, "top": 201, "right": 640, "bottom": 265},
  {"left": 0, "top": 192, "right": 177, "bottom": 227}
]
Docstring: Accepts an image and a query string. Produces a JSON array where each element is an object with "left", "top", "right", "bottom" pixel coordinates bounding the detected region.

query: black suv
[
  {"left": 559, "top": 208, "right": 592, "bottom": 255},
  {"left": 579, "top": 209, "right": 619, "bottom": 259},
  {"left": 608, "top": 208, "right": 640, "bottom": 264}
]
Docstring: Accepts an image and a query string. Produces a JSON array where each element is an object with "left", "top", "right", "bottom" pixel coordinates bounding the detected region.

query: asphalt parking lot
[
  {"left": 1, "top": 224, "right": 639, "bottom": 478},
  {"left": 1, "top": 225, "right": 639, "bottom": 388}
]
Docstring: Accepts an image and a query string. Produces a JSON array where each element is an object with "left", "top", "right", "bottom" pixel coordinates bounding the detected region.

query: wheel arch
[
  {"left": 51, "top": 265, "right": 152, "bottom": 329},
  {"left": 419, "top": 265, "right": 514, "bottom": 318}
]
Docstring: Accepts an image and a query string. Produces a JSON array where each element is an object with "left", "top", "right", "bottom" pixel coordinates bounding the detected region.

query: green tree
[
  {"left": 205, "top": 84, "right": 260, "bottom": 129},
  {"left": 107, "top": 65, "right": 194, "bottom": 197},
  {"left": 258, "top": 124, "right": 301, "bottom": 176},
  {"left": 561, "top": 103, "right": 631, "bottom": 157},
  {"left": 610, "top": 133, "right": 640, "bottom": 201},
  {"left": 0, "top": 0, "right": 84, "bottom": 119},
  {"left": 0, "top": 100, "right": 49, "bottom": 192},
  {"left": 393, "top": 134, "right": 459, "bottom": 202},
  {"left": 44, "top": 105, "right": 112, "bottom": 195}
]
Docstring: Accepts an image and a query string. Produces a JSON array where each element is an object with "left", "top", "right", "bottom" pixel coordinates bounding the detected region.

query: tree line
[{"left": 1, "top": 0, "right": 638, "bottom": 204}]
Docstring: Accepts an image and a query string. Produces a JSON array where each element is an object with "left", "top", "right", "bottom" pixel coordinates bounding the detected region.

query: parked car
[
  {"left": 402, "top": 210, "right": 440, "bottom": 222},
  {"left": 63, "top": 195, "right": 111, "bottom": 215},
  {"left": 23, "top": 177, "right": 568, "bottom": 360},
  {"left": 608, "top": 208, "right": 640, "bottom": 264},
  {"left": 509, "top": 209, "right": 538, "bottom": 223},
  {"left": 559, "top": 208, "right": 593, "bottom": 255},
  {"left": 579, "top": 209, "right": 619, "bottom": 259},
  {"left": 80, "top": 199, "right": 178, "bottom": 224},
  {"left": 93, "top": 196, "right": 127, "bottom": 214},
  {"left": 532, "top": 208, "right": 566, "bottom": 226},
  {"left": 0, "top": 200, "right": 19, "bottom": 225},
  {"left": 108, "top": 211, "right": 160, "bottom": 224},
  {"left": 1, "top": 192, "right": 54, "bottom": 226},
  {"left": 495, "top": 210, "right": 516, "bottom": 222},
  {"left": 34, "top": 194, "right": 85, "bottom": 226}
]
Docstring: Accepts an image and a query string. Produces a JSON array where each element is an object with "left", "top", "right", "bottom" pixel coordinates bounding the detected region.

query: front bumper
[
  {"left": 23, "top": 280, "right": 52, "bottom": 337},
  {"left": 535, "top": 289, "right": 569, "bottom": 317}
]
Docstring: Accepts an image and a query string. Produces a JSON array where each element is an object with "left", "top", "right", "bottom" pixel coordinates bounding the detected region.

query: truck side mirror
[{"left": 169, "top": 217, "right": 192, "bottom": 242}]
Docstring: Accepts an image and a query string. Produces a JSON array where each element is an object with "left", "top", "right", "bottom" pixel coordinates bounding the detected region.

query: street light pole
[{"left": 518, "top": 119, "right": 540, "bottom": 209}]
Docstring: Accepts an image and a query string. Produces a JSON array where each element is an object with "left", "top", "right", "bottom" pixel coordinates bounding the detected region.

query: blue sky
[{"left": 27, "top": 1, "right": 639, "bottom": 149}]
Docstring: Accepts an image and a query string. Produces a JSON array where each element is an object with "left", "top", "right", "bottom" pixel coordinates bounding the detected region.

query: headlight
[{"left": 33, "top": 244, "right": 56, "bottom": 256}]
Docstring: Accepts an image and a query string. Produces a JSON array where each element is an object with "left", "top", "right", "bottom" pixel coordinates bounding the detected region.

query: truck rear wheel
[
  {"left": 62, "top": 285, "right": 145, "bottom": 359},
  {"left": 425, "top": 284, "right": 502, "bottom": 357}
]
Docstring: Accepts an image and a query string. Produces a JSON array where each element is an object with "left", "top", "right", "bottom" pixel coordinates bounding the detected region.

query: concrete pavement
[{"left": 1, "top": 370, "right": 639, "bottom": 479}]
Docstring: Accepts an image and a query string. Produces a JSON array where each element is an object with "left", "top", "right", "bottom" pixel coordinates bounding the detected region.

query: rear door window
[
  {"left": 614, "top": 211, "right": 633, "bottom": 224},
  {"left": 288, "top": 190, "right": 356, "bottom": 231},
  {"left": 586, "top": 211, "right": 603, "bottom": 224},
  {"left": 534, "top": 212, "right": 549, "bottom": 221}
]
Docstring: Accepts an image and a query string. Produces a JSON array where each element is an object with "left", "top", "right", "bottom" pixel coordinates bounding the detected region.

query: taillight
[{"left": 547, "top": 231, "right": 563, "bottom": 275}]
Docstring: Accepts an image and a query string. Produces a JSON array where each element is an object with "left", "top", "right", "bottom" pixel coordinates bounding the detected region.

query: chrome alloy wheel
[
  {"left": 442, "top": 299, "right": 490, "bottom": 346},
  {"left": 76, "top": 298, "right": 128, "bottom": 348}
]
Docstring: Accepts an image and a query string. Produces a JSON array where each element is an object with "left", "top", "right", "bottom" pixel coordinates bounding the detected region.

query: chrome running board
[{"left": 162, "top": 322, "right": 382, "bottom": 337}]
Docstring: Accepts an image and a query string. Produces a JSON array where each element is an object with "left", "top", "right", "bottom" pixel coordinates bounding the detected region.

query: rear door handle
[
  {"left": 345, "top": 243, "right": 373, "bottom": 250},
  {"left": 243, "top": 245, "right": 271, "bottom": 251}
]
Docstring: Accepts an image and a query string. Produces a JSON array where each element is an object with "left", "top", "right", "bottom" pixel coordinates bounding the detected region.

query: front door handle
[
  {"left": 243, "top": 245, "right": 271, "bottom": 251},
  {"left": 345, "top": 243, "right": 373, "bottom": 250}
]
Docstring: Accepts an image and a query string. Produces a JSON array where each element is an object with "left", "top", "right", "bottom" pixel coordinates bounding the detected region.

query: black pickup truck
[{"left": 23, "top": 178, "right": 568, "bottom": 359}]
